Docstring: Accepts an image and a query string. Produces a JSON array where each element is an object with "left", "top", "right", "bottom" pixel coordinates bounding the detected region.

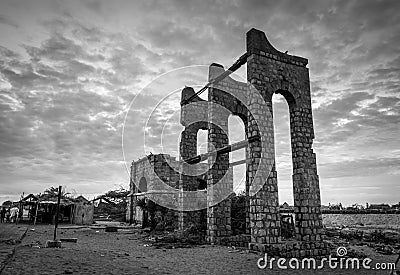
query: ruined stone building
[{"left": 127, "top": 28, "right": 329, "bottom": 257}]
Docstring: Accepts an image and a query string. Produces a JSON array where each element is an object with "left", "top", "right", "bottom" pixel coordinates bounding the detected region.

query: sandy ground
[{"left": 0, "top": 223, "right": 399, "bottom": 275}]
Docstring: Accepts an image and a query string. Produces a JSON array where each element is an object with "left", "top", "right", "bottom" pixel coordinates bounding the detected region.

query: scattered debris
[
  {"left": 45, "top": 240, "right": 62, "bottom": 248},
  {"left": 1, "top": 239, "right": 18, "bottom": 245},
  {"left": 105, "top": 226, "right": 118, "bottom": 233}
]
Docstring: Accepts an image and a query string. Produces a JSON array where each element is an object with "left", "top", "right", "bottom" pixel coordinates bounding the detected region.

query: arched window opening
[
  {"left": 197, "top": 129, "right": 208, "bottom": 155},
  {"left": 228, "top": 115, "right": 247, "bottom": 236},
  {"left": 228, "top": 115, "right": 246, "bottom": 194},
  {"left": 196, "top": 129, "right": 208, "bottom": 189},
  {"left": 273, "top": 94, "right": 293, "bottom": 204},
  {"left": 273, "top": 94, "right": 294, "bottom": 239}
]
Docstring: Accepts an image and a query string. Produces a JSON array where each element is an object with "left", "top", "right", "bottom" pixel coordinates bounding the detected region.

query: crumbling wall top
[{"left": 246, "top": 28, "right": 308, "bottom": 67}]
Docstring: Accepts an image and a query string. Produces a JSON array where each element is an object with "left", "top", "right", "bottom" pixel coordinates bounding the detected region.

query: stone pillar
[
  {"left": 246, "top": 90, "right": 280, "bottom": 245},
  {"left": 128, "top": 162, "right": 137, "bottom": 224},
  {"left": 179, "top": 124, "right": 199, "bottom": 230},
  {"left": 207, "top": 65, "right": 233, "bottom": 244},
  {"left": 246, "top": 40, "right": 281, "bottom": 245},
  {"left": 290, "top": 106, "right": 323, "bottom": 241}
]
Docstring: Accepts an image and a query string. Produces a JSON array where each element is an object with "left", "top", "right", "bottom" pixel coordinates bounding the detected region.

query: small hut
[
  {"left": 71, "top": 195, "right": 94, "bottom": 225},
  {"left": 19, "top": 194, "right": 39, "bottom": 222},
  {"left": 19, "top": 193, "right": 93, "bottom": 225}
]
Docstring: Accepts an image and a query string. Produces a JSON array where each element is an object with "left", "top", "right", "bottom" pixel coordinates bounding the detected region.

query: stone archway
[
  {"left": 246, "top": 28, "right": 323, "bottom": 251},
  {"left": 272, "top": 93, "right": 295, "bottom": 239}
]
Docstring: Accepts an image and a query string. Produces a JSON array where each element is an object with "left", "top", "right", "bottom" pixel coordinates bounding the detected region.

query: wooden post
[
  {"left": 33, "top": 201, "right": 39, "bottom": 226},
  {"left": 53, "top": 186, "right": 62, "bottom": 241},
  {"left": 70, "top": 205, "right": 74, "bottom": 225},
  {"left": 130, "top": 194, "right": 134, "bottom": 224}
]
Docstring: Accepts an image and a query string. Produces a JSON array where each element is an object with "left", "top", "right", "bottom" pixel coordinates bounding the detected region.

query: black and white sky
[{"left": 0, "top": 0, "right": 399, "bottom": 205}]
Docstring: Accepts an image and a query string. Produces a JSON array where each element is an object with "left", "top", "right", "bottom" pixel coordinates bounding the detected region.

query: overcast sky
[{"left": 0, "top": 0, "right": 399, "bottom": 205}]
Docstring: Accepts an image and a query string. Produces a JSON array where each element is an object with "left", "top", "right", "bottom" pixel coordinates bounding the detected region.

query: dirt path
[
  {"left": 0, "top": 223, "right": 28, "bottom": 273},
  {"left": 1, "top": 224, "right": 398, "bottom": 274}
]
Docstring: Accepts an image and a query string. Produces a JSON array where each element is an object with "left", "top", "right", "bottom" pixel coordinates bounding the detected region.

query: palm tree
[
  {"left": 39, "top": 186, "right": 70, "bottom": 201},
  {"left": 2, "top": 200, "right": 13, "bottom": 207}
]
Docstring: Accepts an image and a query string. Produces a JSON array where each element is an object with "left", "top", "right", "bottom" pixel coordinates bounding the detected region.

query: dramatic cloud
[{"left": 0, "top": 0, "right": 399, "bottom": 205}]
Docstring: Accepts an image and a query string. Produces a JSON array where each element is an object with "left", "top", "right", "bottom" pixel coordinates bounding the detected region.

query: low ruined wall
[{"left": 323, "top": 214, "right": 400, "bottom": 228}]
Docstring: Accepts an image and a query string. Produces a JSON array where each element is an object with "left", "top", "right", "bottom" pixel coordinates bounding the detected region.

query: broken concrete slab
[{"left": 60, "top": 238, "right": 78, "bottom": 243}]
